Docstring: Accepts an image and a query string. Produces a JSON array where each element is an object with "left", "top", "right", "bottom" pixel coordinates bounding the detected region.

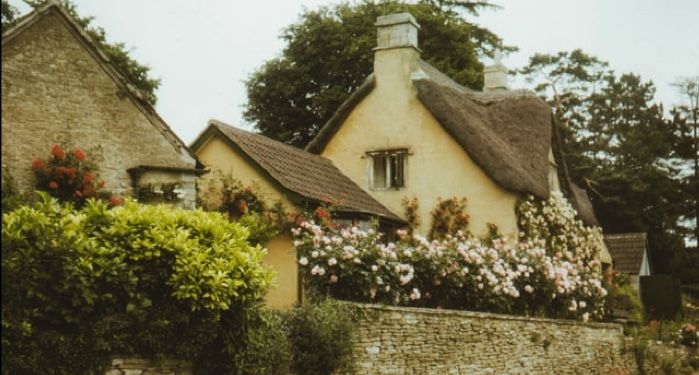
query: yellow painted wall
[
  {"left": 263, "top": 234, "right": 298, "bottom": 309},
  {"left": 194, "top": 134, "right": 298, "bottom": 309},
  {"left": 320, "top": 48, "right": 520, "bottom": 239}
]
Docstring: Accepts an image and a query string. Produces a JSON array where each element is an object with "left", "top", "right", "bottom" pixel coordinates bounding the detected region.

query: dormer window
[{"left": 368, "top": 149, "right": 406, "bottom": 190}]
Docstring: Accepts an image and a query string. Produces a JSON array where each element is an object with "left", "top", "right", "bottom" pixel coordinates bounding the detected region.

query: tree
[
  {"left": 519, "top": 51, "right": 686, "bottom": 274},
  {"left": 21, "top": 0, "right": 161, "bottom": 105},
  {"left": 1, "top": 0, "right": 17, "bottom": 32},
  {"left": 671, "top": 76, "right": 699, "bottom": 243},
  {"left": 244, "top": 0, "right": 510, "bottom": 147}
]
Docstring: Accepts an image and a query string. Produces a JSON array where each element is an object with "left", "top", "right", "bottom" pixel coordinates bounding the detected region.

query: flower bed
[{"left": 294, "top": 192, "right": 608, "bottom": 321}]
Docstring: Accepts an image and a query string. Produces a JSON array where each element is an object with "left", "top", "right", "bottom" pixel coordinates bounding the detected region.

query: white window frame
[{"left": 366, "top": 149, "right": 407, "bottom": 191}]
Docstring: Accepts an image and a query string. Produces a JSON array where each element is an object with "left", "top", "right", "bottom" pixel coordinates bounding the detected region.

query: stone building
[{"left": 1, "top": 1, "right": 203, "bottom": 208}]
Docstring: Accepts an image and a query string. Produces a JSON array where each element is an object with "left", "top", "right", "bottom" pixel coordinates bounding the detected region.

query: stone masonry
[
  {"left": 347, "top": 304, "right": 627, "bottom": 375},
  {"left": 104, "top": 357, "right": 192, "bottom": 375},
  {"left": 1, "top": 6, "right": 198, "bottom": 207}
]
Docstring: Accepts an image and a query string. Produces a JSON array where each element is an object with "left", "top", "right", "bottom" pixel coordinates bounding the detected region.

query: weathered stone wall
[
  {"left": 348, "top": 304, "right": 627, "bottom": 375},
  {"left": 104, "top": 357, "right": 192, "bottom": 375},
  {"left": 1, "top": 8, "right": 196, "bottom": 207}
]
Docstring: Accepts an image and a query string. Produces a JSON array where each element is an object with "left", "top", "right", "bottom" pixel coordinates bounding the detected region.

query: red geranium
[
  {"left": 72, "top": 148, "right": 87, "bottom": 161},
  {"left": 48, "top": 181, "right": 59, "bottom": 189},
  {"left": 110, "top": 195, "right": 124, "bottom": 206},
  {"left": 50, "top": 144, "right": 65, "bottom": 160},
  {"left": 82, "top": 172, "right": 93, "bottom": 184},
  {"left": 31, "top": 159, "right": 45, "bottom": 169},
  {"left": 315, "top": 206, "right": 329, "bottom": 219}
]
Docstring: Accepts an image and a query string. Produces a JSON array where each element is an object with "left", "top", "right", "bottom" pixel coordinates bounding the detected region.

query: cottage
[
  {"left": 305, "top": 12, "right": 612, "bottom": 264},
  {"left": 190, "top": 120, "right": 404, "bottom": 308},
  {"left": 1, "top": 1, "right": 203, "bottom": 207}
]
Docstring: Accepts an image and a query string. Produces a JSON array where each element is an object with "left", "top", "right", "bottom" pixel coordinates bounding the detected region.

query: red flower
[
  {"left": 48, "top": 181, "right": 59, "bottom": 189},
  {"left": 55, "top": 166, "right": 67, "bottom": 177},
  {"left": 65, "top": 167, "right": 77, "bottom": 179},
  {"left": 237, "top": 199, "right": 248, "bottom": 214},
  {"left": 315, "top": 206, "right": 329, "bottom": 219},
  {"left": 50, "top": 144, "right": 65, "bottom": 160},
  {"left": 98, "top": 180, "right": 106, "bottom": 188},
  {"left": 72, "top": 148, "right": 86, "bottom": 161},
  {"left": 82, "top": 186, "right": 93, "bottom": 197},
  {"left": 110, "top": 195, "right": 124, "bottom": 206},
  {"left": 31, "top": 159, "right": 46, "bottom": 170},
  {"left": 82, "top": 172, "right": 93, "bottom": 184}
]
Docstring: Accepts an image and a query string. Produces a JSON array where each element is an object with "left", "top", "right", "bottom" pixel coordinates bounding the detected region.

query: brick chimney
[
  {"left": 483, "top": 50, "right": 508, "bottom": 92},
  {"left": 374, "top": 13, "right": 421, "bottom": 88}
]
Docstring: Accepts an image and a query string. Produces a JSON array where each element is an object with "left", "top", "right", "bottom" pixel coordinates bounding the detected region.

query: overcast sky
[{"left": 9, "top": 0, "right": 699, "bottom": 144}]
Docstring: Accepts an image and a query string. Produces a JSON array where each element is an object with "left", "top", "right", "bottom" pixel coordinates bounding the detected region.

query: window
[{"left": 368, "top": 150, "right": 406, "bottom": 190}]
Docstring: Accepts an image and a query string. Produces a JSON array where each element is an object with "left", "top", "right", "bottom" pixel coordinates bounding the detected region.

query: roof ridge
[
  {"left": 2, "top": 1, "right": 201, "bottom": 168},
  {"left": 209, "top": 119, "right": 332, "bottom": 164}
]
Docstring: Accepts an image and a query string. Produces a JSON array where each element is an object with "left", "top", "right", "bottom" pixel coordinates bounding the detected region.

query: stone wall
[
  {"left": 348, "top": 304, "right": 627, "bottom": 375},
  {"left": 1, "top": 7, "right": 197, "bottom": 207},
  {"left": 104, "top": 357, "right": 192, "bottom": 375}
]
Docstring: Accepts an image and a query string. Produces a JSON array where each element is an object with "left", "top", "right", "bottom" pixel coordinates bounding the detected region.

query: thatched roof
[
  {"left": 604, "top": 233, "right": 648, "bottom": 274},
  {"left": 193, "top": 120, "right": 404, "bottom": 223},
  {"left": 305, "top": 59, "right": 601, "bottom": 227},
  {"left": 412, "top": 77, "right": 551, "bottom": 199}
]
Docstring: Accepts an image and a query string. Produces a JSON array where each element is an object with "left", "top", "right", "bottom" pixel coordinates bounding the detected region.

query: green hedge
[{"left": 1, "top": 194, "right": 273, "bottom": 374}]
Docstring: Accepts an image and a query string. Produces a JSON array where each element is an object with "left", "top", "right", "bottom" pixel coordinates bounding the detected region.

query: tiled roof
[
  {"left": 604, "top": 233, "right": 648, "bottom": 274},
  {"left": 207, "top": 120, "right": 404, "bottom": 223}
]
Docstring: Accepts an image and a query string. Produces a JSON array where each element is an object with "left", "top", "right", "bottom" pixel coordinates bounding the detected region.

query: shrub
[
  {"left": 605, "top": 272, "right": 644, "bottom": 322},
  {"left": 1, "top": 194, "right": 273, "bottom": 374},
  {"left": 31, "top": 144, "right": 110, "bottom": 205},
  {"left": 286, "top": 299, "right": 356, "bottom": 375},
  {"left": 293, "top": 192, "right": 607, "bottom": 321},
  {"left": 198, "top": 171, "right": 292, "bottom": 244}
]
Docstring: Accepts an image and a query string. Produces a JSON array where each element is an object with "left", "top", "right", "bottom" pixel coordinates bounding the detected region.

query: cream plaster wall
[
  {"left": 321, "top": 48, "right": 520, "bottom": 239},
  {"left": 195, "top": 135, "right": 295, "bottom": 210},
  {"left": 194, "top": 134, "right": 298, "bottom": 309}
]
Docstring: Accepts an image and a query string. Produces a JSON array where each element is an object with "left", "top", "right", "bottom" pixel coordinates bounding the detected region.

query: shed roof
[
  {"left": 604, "top": 232, "right": 648, "bottom": 274},
  {"left": 193, "top": 120, "right": 404, "bottom": 223}
]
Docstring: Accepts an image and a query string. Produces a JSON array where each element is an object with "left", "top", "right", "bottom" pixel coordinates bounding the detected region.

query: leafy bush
[
  {"left": 198, "top": 171, "right": 292, "bottom": 244},
  {"left": 1, "top": 195, "right": 273, "bottom": 374},
  {"left": 286, "top": 299, "right": 356, "bottom": 375},
  {"left": 233, "top": 308, "right": 292, "bottom": 375},
  {"left": 294, "top": 191, "right": 607, "bottom": 321},
  {"left": 605, "top": 272, "right": 644, "bottom": 322}
]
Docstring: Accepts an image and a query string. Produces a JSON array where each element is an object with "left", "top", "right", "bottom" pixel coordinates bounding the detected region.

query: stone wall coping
[{"left": 349, "top": 302, "right": 624, "bottom": 331}]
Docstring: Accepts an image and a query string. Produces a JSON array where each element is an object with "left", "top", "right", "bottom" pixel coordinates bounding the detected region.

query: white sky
[{"left": 9, "top": 0, "right": 699, "bottom": 145}]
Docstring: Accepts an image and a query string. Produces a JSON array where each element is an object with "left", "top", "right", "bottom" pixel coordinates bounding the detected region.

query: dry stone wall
[
  {"left": 348, "top": 304, "right": 627, "bottom": 375},
  {"left": 104, "top": 357, "right": 192, "bottom": 375}
]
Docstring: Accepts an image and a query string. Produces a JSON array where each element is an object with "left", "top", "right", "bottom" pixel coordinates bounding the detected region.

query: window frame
[{"left": 366, "top": 149, "right": 408, "bottom": 191}]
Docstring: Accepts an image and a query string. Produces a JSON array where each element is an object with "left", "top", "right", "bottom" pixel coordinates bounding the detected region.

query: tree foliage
[
  {"left": 1, "top": 0, "right": 17, "bottom": 32},
  {"left": 670, "top": 76, "right": 699, "bottom": 243},
  {"left": 244, "top": 0, "right": 510, "bottom": 147},
  {"left": 519, "top": 50, "right": 689, "bottom": 275},
  {"left": 19, "top": 0, "right": 161, "bottom": 105}
]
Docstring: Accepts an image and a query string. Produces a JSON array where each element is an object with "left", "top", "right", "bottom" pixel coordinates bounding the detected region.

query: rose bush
[
  {"left": 293, "top": 191, "right": 607, "bottom": 321},
  {"left": 31, "top": 144, "right": 113, "bottom": 206}
]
